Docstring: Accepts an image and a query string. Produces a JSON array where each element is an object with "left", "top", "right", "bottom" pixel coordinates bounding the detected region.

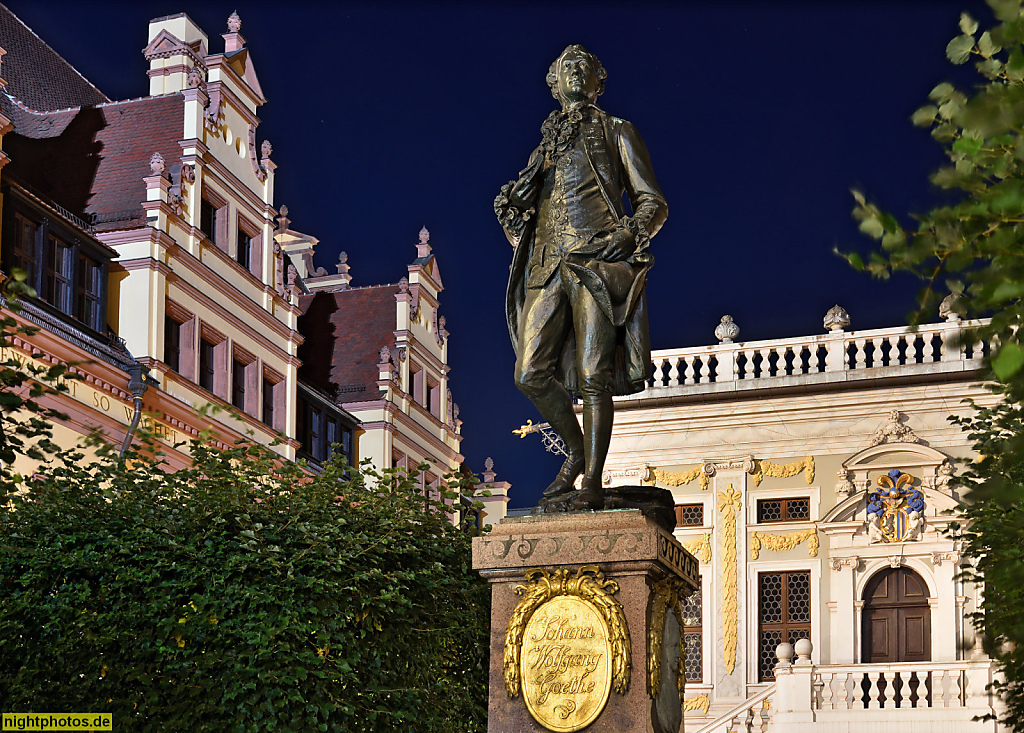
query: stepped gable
[
  {"left": 0, "top": 3, "right": 108, "bottom": 111},
  {"left": 3, "top": 94, "right": 183, "bottom": 230},
  {"left": 297, "top": 285, "right": 399, "bottom": 402}
]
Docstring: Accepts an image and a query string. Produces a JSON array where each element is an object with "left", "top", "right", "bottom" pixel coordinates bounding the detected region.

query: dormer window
[{"left": 2, "top": 190, "right": 111, "bottom": 333}]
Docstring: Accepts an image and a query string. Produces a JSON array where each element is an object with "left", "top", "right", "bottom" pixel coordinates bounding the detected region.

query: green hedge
[{"left": 0, "top": 438, "right": 489, "bottom": 732}]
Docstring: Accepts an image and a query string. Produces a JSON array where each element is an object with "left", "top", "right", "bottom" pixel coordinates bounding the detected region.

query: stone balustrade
[
  {"left": 631, "top": 318, "right": 991, "bottom": 403},
  {"left": 769, "top": 640, "right": 1005, "bottom": 732}
]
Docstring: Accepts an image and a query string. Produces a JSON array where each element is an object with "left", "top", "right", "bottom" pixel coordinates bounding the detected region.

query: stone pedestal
[{"left": 472, "top": 509, "right": 699, "bottom": 733}]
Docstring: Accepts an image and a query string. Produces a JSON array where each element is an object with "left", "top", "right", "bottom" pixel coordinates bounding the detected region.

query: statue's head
[{"left": 547, "top": 45, "right": 606, "bottom": 106}]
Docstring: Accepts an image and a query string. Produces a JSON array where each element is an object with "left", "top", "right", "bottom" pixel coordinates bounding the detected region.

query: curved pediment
[{"left": 844, "top": 443, "right": 950, "bottom": 471}]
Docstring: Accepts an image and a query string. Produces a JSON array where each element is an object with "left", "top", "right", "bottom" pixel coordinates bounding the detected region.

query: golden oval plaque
[{"left": 520, "top": 595, "right": 613, "bottom": 732}]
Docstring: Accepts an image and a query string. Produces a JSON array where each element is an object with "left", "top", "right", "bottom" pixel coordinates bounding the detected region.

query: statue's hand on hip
[{"left": 594, "top": 227, "right": 636, "bottom": 262}]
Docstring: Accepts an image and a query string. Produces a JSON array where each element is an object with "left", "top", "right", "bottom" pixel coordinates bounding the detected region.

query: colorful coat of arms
[{"left": 866, "top": 469, "right": 925, "bottom": 543}]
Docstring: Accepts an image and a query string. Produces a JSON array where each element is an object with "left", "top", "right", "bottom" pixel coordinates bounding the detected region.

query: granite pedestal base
[{"left": 472, "top": 509, "right": 699, "bottom": 733}]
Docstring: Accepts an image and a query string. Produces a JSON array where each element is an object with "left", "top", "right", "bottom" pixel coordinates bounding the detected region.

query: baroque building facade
[{"left": 600, "top": 305, "right": 1005, "bottom": 731}]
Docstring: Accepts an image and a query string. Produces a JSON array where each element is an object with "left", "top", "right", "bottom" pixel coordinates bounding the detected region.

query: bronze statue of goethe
[{"left": 495, "top": 45, "right": 668, "bottom": 509}]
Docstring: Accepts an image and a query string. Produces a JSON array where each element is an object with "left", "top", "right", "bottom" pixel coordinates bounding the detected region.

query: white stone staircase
[{"left": 691, "top": 685, "right": 774, "bottom": 733}]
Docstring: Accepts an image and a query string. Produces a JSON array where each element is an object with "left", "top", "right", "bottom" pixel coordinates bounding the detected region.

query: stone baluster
[
  {"left": 855, "top": 338, "right": 868, "bottom": 369},
  {"left": 866, "top": 671, "right": 882, "bottom": 709},
  {"left": 652, "top": 357, "right": 666, "bottom": 386},
  {"left": 934, "top": 669, "right": 949, "bottom": 708},
  {"left": 683, "top": 355, "right": 695, "bottom": 385},
  {"left": 836, "top": 671, "right": 851, "bottom": 710},
  {"left": 819, "top": 671, "right": 835, "bottom": 709},
  {"left": 667, "top": 357, "right": 680, "bottom": 387},
  {"left": 697, "top": 354, "right": 708, "bottom": 383},
  {"left": 896, "top": 672, "right": 913, "bottom": 708}
]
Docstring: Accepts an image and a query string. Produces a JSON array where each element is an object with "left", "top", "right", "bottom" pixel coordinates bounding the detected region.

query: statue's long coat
[{"left": 502, "top": 109, "right": 668, "bottom": 397}]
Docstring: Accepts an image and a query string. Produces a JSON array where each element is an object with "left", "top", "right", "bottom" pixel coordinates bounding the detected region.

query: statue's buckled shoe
[{"left": 542, "top": 454, "right": 584, "bottom": 497}]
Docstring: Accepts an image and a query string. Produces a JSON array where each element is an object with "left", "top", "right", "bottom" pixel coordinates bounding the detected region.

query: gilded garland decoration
[
  {"left": 749, "top": 529, "right": 819, "bottom": 560},
  {"left": 683, "top": 694, "right": 711, "bottom": 715},
  {"left": 504, "top": 566, "right": 631, "bottom": 699},
  {"left": 653, "top": 466, "right": 710, "bottom": 492},
  {"left": 647, "top": 577, "right": 689, "bottom": 701},
  {"left": 681, "top": 533, "right": 712, "bottom": 564},
  {"left": 752, "top": 456, "right": 814, "bottom": 487},
  {"left": 718, "top": 485, "right": 742, "bottom": 674}
]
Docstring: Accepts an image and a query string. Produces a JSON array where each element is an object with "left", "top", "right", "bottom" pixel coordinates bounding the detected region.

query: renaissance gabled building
[{"left": 0, "top": 6, "right": 495, "bottom": 510}]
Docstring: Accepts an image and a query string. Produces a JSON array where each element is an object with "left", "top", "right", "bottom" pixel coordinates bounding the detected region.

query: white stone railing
[
  {"left": 692, "top": 684, "right": 774, "bottom": 733},
  {"left": 814, "top": 660, "right": 988, "bottom": 711},
  {"left": 771, "top": 640, "right": 1005, "bottom": 731},
  {"left": 639, "top": 318, "right": 990, "bottom": 398}
]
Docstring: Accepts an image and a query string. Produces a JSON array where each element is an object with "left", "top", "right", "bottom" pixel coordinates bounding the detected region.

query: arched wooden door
[{"left": 861, "top": 566, "right": 931, "bottom": 663}]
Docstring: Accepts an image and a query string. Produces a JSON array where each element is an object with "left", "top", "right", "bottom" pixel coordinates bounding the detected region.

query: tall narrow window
[
  {"left": 262, "top": 375, "right": 276, "bottom": 427},
  {"left": 681, "top": 581, "right": 703, "bottom": 683},
  {"left": 200, "top": 197, "right": 216, "bottom": 242},
  {"left": 236, "top": 229, "right": 251, "bottom": 271},
  {"left": 326, "top": 417, "right": 339, "bottom": 459},
  {"left": 199, "top": 338, "right": 216, "bottom": 393},
  {"left": 78, "top": 255, "right": 103, "bottom": 330},
  {"left": 758, "top": 571, "right": 811, "bottom": 680},
  {"left": 232, "top": 357, "right": 246, "bottom": 410},
  {"left": 309, "top": 405, "right": 323, "bottom": 459},
  {"left": 165, "top": 316, "right": 182, "bottom": 373},
  {"left": 12, "top": 212, "right": 39, "bottom": 281},
  {"left": 44, "top": 235, "right": 74, "bottom": 314}
]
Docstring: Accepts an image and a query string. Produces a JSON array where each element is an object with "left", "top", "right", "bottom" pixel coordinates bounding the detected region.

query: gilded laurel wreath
[
  {"left": 504, "top": 566, "right": 631, "bottom": 699},
  {"left": 647, "top": 577, "right": 689, "bottom": 701}
]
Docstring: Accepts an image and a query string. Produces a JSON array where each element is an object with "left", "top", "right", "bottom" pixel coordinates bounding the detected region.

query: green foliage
[
  {"left": 0, "top": 437, "right": 489, "bottom": 732},
  {"left": 847, "top": 2, "right": 1024, "bottom": 727},
  {"left": 0, "top": 271, "right": 75, "bottom": 465},
  {"left": 950, "top": 395, "right": 1024, "bottom": 726}
]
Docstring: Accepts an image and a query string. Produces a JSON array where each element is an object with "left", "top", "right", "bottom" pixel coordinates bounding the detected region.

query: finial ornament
[
  {"left": 227, "top": 11, "right": 242, "bottom": 33},
  {"left": 419, "top": 226, "right": 430, "bottom": 244},
  {"left": 484, "top": 457, "right": 495, "bottom": 472},
  {"left": 939, "top": 294, "right": 965, "bottom": 322},
  {"left": 823, "top": 304, "right": 850, "bottom": 332},
  {"left": 260, "top": 140, "right": 273, "bottom": 160},
  {"left": 714, "top": 315, "right": 739, "bottom": 344},
  {"left": 398, "top": 276, "right": 409, "bottom": 293},
  {"left": 149, "top": 152, "right": 166, "bottom": 176}
]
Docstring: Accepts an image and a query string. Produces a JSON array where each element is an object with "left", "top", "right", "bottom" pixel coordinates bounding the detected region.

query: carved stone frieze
[
  {"left": 829, "top": 556, "right": 860, "bottom": 572},
  {"left": 931, "top": 551, "right": 961, "bottom": 567},
  {"left": 870, "top": 410, "right": 921, "bottom": 446}
]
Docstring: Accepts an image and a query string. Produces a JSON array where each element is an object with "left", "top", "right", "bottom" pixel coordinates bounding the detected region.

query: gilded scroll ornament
[
  {"left": 683, "top": 694, "right": 711, "bottom": 715},
  {"left": 647, "top": 577, "right": 689, "bottom": 701},
  {"left": 718, "top": 485, "right": 741, "bottom": 674},
  {"left": 749, "top": 528, "right": 819, "bottom": 560},
  {"left": 681, "top": 533, "right": 712, "bottom": 564},
  {"left": 751, "top": 456, "right": 814, "bottom": 487},
  {"left": 504, "top": 566, "right": 631, "bottom": 726},
  {"left": 653, "top": 465, "right": 710, "bottom": 491}
]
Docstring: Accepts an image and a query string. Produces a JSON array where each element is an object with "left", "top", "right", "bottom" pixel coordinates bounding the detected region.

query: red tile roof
[
  {"left": 3, "top": 94, "right": 184, "bottom": 229},
  {"left": 0, "top": 3, "right": 108, "bottom": 111},
  {"left": 298, "top": 286, "right": 399, "bottom": 402}
]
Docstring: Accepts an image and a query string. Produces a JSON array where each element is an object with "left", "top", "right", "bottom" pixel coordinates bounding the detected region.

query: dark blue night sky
[{"left": 10, "top": 0, "right": 992, "bottom": 507}]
